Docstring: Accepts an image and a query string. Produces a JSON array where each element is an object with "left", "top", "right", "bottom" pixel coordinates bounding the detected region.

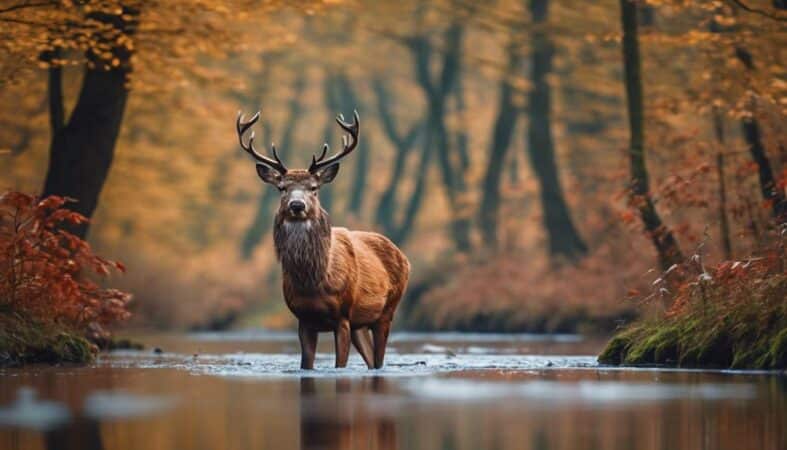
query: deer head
[{"left": 236, "top": 110, "right": 360, "bottom": 221}]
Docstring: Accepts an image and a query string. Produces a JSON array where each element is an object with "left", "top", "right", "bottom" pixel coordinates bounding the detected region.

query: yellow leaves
[{"left": 713, "top": 14, "right": 736, "bottom": 27}]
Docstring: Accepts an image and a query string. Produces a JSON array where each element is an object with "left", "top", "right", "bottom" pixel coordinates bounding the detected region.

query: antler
[
  {"left": 309, "top": 110, "right": 360, "bottom": 173},
  {"left": 236, "top": 111, "right": 287, "bottom": 174}
]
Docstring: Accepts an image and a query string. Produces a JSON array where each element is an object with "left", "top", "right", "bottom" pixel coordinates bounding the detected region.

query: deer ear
[
  {"left": 316, "top": 163, "right": 340, "bottom": 184},
  {"left": 256, "top": 164, "right": 282, "bottom": 185}
]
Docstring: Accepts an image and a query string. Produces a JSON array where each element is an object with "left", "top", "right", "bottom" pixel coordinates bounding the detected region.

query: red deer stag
[{"left": 236, "top": 110, "right": 410, "bottom": 370}]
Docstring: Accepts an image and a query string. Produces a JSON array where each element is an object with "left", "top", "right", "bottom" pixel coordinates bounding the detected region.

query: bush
[
  {"left": 0, "top": 191, "right": 131, "bottom": 364},
  {"left": 599, "top": 231, "right": 787, "bottom": 370},
  {"left": 400, "top": 244, "right": 643, "bottom": 334}
]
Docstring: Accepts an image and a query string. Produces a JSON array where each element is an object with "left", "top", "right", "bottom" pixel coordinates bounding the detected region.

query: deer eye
[{"left": 309, "top": 185, "right": 318, "bottom": 192}]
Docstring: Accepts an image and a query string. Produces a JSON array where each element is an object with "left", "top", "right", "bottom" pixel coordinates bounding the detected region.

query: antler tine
[
  {"left": 270, "top": 143, "right": 287, "bottom": 168},
  {"left": 235, "top": 110, "right": 287, "bottom": 174},
  {"left": 236, "top": 111, "right": 259, "bottom": 148},
  {"left": 309, "top": 110, "right": 360, "bottom": 173},
  {"left": 311, "top": 143, "right": 329, "bottom": 167},
  {"left": 318, "top": 143, "right": 329, "bottom": 161}
]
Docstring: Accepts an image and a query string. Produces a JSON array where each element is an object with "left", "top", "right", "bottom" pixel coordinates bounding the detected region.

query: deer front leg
[
  {"left": 298, "top": 322, "right": 318, "bottom": 370},
  {"left": 334, "top": 319, "right": 351, "bottom": 368}
]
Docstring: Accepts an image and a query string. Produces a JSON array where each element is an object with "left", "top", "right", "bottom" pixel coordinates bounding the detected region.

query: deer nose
[{"left": 288, "top": 200, "right": 306, "bottom": 214}]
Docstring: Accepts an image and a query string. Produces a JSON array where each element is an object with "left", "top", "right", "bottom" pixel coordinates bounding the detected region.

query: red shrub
[{"left": 0, "top": 191, "right": 131, "bottom": 339}]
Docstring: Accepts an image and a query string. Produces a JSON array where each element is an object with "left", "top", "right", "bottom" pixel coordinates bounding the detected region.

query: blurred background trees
[{"left": 1, "top": 0, "right": 784, "bottom": 332}]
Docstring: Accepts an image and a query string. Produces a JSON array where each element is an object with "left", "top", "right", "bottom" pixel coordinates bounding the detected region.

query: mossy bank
[
  {"left": 599, "top": 269, "right": 787, "bottom": 370},
  {"left": 0, "top": 313, "right": 96, "bottom": 367}
]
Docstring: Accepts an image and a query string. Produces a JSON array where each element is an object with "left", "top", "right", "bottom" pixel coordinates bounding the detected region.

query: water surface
[{"left": 0, "top": 331, "right": 784, "bottom": 450}]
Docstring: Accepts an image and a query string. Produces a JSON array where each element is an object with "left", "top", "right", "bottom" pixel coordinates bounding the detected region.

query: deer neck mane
[{"left": 273, "top": 210, "right": 332, "bottom": 293}]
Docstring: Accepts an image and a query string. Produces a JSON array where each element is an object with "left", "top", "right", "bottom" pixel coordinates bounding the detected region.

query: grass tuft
[{"left": 599, "top": 255, "right": 787, "bottom": 370}]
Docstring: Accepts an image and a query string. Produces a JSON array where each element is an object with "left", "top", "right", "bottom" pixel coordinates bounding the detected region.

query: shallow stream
[{"left": 0, "top": 331, "right": 784, "bottom": 450}]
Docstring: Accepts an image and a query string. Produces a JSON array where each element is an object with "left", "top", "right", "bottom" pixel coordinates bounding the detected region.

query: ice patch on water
[
  {"left": 84, "top": 391, "right": 176, "bottom": 420},
  {"left": 419, "top": 344, "right": 455, "bottom": 355},
  {"left": 0, "top": 388, "right": 70, "bottom": 431},
  {"left": 404, "top": 379, "right": 757, "bottom": 404}
]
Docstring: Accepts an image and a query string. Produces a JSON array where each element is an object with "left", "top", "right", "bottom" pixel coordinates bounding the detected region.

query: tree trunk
[
  {"left": 320, "top": 72, "right": 342, "bottom": 213},
  {"left": 479, "top": 40, "right": 521, "bottom": 249},
  {"left": 333, "top": 73, "right": 366, "bottom": 216},
  {"left": 619, "top": 0, "right": 683, "bottom": 270},
  {"left": 430, "top": 100, "right": 473, "bottom": 252},
  {"left": 409, "top": 24, "right": 472, "bottom": 252},
  {"left": 716, "top": 22, "right": 785, "bottom": 222},
  {"left": 741, "top": 118, "right": 786, "bottom": 220},
  {"left": 348, "top": 131, "right": 369, "bottom": 216},
  {"left": 526, "top": 0, "right": 587, "bottom": 261},
  {"left": 42, "top": 6, "right": 139, "bottom": 240},
  {"left": 452, "top": 63, "right": 471, "bottom": 173},
  {"left": 389, "top": 133, "right": 435, "bottom": 245},
  {"left": 372, "top": 78, "right": 421, "bottom": 231},
  {"left": 46, "top": 48, "right": 64, "bottom": 134},
  {"left": 716, "top": 151, "right": 733, "bottom": 260}
]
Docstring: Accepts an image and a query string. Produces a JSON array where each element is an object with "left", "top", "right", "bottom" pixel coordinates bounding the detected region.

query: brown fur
[{"left": 269, "top": 169, "right": 410, "bottom": 369}]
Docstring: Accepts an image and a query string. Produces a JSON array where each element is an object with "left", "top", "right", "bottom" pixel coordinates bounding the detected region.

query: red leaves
[
  {"left": 0, "top": 191, "right": 131, "bottom": 339},
  {"left": 619, "top": 210, "right": 637, "bottom": 224}
]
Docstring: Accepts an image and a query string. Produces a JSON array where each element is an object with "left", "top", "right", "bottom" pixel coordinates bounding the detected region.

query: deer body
[{"left": 236, "top": 111, "right": 409, "bottom": 369}]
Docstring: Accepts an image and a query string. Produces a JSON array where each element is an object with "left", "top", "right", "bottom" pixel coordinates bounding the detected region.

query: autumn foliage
[
  {"left": 599, "top": 225, "right": 787, "bottom": 369},
  {"left": 0, "top": 191, "right": 130, "bottom": 341}
]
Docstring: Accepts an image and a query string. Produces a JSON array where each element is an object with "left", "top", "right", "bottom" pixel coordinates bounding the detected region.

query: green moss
[
  {"left": 623, "top": 325, "right": 679, "bottom": 365},
  {"left": 598, "top": 333, "right": 634, "bottom": 365},
  {"left": 768, "top": 328, "right": 787, "bottom": 368},
  {"left": 600, "top": 314, "right": 786, "bottom": 370},
  {"left": 730, "top": 333, "right": 769, "bottom": 370},
  {"left": 599, "top": 267, "right": 786, "bottom": 370},
  {"left": 0, "top": 313, "right": 96, "bottom": 367},
  {"left": 686, "top": 326, "right": 733, "bottom": 368}
]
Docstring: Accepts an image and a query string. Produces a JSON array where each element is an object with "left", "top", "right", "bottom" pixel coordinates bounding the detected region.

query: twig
[
  {"left": 726, "top": 0, "right": 787, "bottom": 22},
  {"left": 0, "top": 1, "right": 55, "bottom": 15}
]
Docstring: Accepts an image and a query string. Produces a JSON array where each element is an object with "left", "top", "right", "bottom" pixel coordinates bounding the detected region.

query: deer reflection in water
[
  {"left": 299, "top": 377, "right": 397, "bottom": 450},
  {"left": 44, "top": 419, "right": 103, "bottom": 450}
]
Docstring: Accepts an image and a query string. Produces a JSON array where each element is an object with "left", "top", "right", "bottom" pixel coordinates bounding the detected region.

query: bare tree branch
[
  {"left": 726, "top": 0, "right": 787, "bottom": 22},
  {"left": 0, "top": 1, "right": 55, "bottom": 15}
]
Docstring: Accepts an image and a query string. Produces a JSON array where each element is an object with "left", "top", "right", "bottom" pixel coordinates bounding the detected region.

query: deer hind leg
[
  {"left": 371, "top": 321, "right": 391, "bottom": 369},
  {"left": 351, "top": 327, "right": 374, "bottom": 369},
  {"left": 298, "top": 322, "right": 318, "bottom": 370},
  {"left": 334, "top": 319, "right": 351, "bottom": 368}
]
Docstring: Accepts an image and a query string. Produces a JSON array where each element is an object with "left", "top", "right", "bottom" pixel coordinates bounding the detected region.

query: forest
[{"left": 0, "top": 0, "right": 785, "bottom": 369}]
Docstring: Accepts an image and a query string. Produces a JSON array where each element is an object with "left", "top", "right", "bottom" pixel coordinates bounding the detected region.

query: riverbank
[
  {"left": 0, "top": 313, "right": 96, "bottom": 367},
  {"left": 398, "top": 249, "right": 645, "bottom": 335},
  {"left": 599, "top": 258, "right": 787, "bottom": 370},
  {"left": 0, "top": 192, "right": 133, "bottom": 367}
]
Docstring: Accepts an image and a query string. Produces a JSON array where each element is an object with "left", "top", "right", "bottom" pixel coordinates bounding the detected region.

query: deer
[{"left": 236, "top": 110, "right": 410, "bottom": 370}]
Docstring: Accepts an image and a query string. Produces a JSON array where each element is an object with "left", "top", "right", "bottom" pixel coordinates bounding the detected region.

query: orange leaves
[
  {"left": 777, "top": 168, "right": 787, "bottom": 191},
  {"left": 619, "top": 210, "right": 637, "bottom": 225},
  {"left": 0, "top": 190, "right": 131, "bottom": 340}
]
